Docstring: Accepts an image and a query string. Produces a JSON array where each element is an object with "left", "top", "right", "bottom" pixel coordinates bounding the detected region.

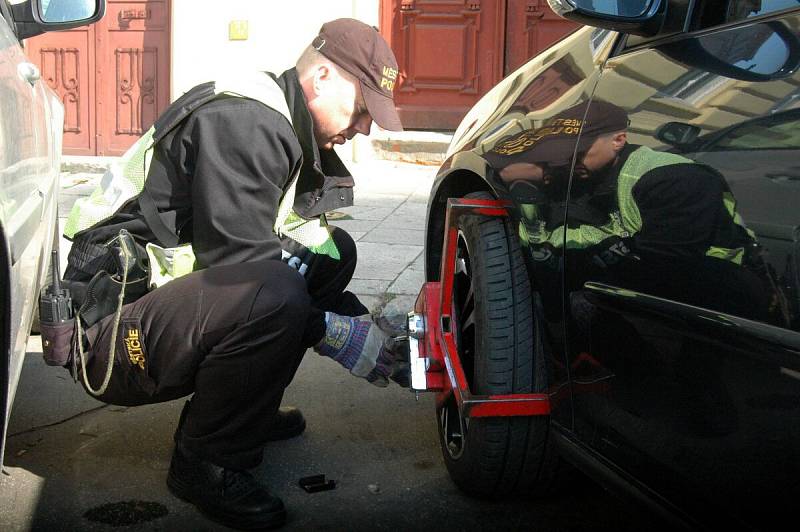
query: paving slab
[
  {"left": 409, "top": 253, "right": 425, "bottom": 271},
  {"left": 351, "top": 192, "right": 409, "bottom": 208},
  {"left": 382, "top": 295, "right": 419, "bottom": 318},
  {"left": 411, "top": 181, "right": 435, "bottom": 201},
  {"left": 374, "top": 212, "right": 427, "bottom": 231},
  {"left": 388, "top": 268, "right": 427, "bottom": 296},
  {"left": 345, "top": 279, "right": 393, "bottom": 297},
  {"left": 409, "top": 192, "right": 433, "bottom": 205},
  {"left": 329, "top": 218, "right": 382, "bottom": 234},
  {"left": 352, "top": 242, "right": 423, "bottom": 281},
  {"left": 336, "top": 205, "right": 396, "bottom": 221},
  {"left": 8, "top": 338, "right": 105, "bottom": 435},
  {"left": 360, "top": 227, "right": 424, "bottom": 246},
  {"left": 58, "top": 172, "right": 103, "bottom": 213},
  {"left": 352, "top": 161, "right": 436, "bottom": 194}
]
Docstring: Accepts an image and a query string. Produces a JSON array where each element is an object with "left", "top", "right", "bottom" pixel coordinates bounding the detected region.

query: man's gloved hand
[
  {"left": 368, "top": 334, "right": 410, "bottom": 387},
  {"left": 314, "top": 312, "right": 410, "bottom": 387}
]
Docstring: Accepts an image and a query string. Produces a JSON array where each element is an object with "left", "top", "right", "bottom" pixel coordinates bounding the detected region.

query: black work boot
[
  {"left": 167, "top": 442, "right": 286, "bottom": 530},
  {"left": 265, "top": 407, "right": 306, "bottom": 442}
]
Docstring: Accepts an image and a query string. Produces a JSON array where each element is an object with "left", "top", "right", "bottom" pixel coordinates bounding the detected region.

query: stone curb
[
  {"left": 61, "top": 131, "right": 454, "bottom": 171},
  {"left": 60, "top": 156, "right": 117, "bottom": 173},
  {"left": 368, "top": 138, "right": 449, "bottom": 166},
  {"left": 361, "top": 130, "right": 452, "bottom": 166}
]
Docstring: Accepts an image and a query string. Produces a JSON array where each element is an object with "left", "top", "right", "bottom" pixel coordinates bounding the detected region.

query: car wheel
[{"left": 436, "top": 191, "right": 559, "bottom": 497}]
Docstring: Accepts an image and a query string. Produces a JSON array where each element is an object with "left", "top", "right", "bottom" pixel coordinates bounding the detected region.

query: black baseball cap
[{"left": 312, "top": 18, "right": 403, "bottom": 131}]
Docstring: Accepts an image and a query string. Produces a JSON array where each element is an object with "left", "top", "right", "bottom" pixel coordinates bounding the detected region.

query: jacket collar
[
  {"left": 274, "top": 69, "right": 355, "bottom": 218},
  {"left": 276, "top": 69, "right": 352, "bottom": 183}
]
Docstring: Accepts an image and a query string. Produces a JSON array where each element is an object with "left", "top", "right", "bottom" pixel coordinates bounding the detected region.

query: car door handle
[{"left": 18, "top": 62, "right": 41, "bottom": 85}]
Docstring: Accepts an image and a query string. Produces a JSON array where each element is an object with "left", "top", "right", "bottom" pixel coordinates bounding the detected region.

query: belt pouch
[{"left": 40, "top": 319, "right": 76, "bottom": 367}]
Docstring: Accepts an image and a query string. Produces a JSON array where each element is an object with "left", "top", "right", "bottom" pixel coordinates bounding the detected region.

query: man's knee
[
  {"left": 249, "top": 262, "right": 312, "bottom": 324},
  {"left": 330, "top": 227, "right": 357, "bottom": 264}
]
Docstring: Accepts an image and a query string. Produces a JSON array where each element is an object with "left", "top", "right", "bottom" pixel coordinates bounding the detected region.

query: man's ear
[
  {"left": 312, "top": 64, "right": 333, "bottom": 96},
  {"left": 611, "top": 131, "right": 627, "bottom": 151}
]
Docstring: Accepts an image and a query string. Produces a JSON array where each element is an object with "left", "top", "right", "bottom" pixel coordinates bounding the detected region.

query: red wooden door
[
  {"left": 26, "top": 0, "right": 170, "bottom": 156},
  {"left": 505, "top": 0, "right": 579, "bottom": 74},
  {"left": 97, "top": 0, "right": 170, "bottom": 155},
  {"left": 381, "top": 0, "right": 506, "bottom": 130},
  {"left": 26, "top": 23, "right": 97, "bottom": 154},
  {"left": 380, "top": 0, "right": 578, "bottom": 130}
]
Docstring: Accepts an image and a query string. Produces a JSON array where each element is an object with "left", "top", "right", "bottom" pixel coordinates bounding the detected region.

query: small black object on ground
[{"left": 299, "top": 474, "right": 337, "bottom": 493}]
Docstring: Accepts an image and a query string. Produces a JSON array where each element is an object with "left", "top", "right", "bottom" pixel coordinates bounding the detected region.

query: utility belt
[
  {"left": 40, "top": 229, "right": 149, "bottom": 397},
  {"left": 41, "top": 228, "right": 320, "bottom": 376},
  {"left": 43, "top": 225, "right": 199, "bottom": 356}
]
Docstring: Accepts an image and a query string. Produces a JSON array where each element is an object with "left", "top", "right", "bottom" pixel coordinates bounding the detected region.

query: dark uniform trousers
[{"left": 77, "top": 227, "right": 367, "bottom": 470}]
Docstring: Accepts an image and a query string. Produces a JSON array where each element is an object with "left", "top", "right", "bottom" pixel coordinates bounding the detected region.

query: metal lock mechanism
[{"left": 407, "top": 311, "right": 429, "bottom": 391}]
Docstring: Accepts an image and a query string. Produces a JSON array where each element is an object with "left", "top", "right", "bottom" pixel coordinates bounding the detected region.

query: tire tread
[{"left": 438, "top": 192, "right": 561, "bottom": 498}]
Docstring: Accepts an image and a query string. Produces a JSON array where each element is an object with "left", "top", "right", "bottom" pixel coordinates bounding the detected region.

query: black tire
[{"left": 436, "top": 191, "right": 559, "bottom": 497}]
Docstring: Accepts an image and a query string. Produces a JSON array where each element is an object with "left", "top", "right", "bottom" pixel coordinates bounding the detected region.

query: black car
[{"left": 419, "top": 1, "right": 800, "bottom": 529}]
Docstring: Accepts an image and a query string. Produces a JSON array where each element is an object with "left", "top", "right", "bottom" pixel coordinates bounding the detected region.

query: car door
[
  {"left": 0, "top": 0, "right": 59, "bottom": 464},
  {"left": 563, "top": 2, "right": 800, "bottom": 528}
]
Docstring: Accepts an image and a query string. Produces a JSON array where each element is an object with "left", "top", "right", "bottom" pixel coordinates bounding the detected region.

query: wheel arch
[{"left": 425, "top": 168, "right": 496, "bottom": 281}]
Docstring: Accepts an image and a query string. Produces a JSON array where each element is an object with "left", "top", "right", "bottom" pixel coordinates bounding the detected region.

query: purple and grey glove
[{"left": 315, "top": 312, "right": 410, "bottom": 387}]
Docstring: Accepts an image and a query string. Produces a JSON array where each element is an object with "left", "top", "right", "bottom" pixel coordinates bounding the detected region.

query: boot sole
[{"left": 167, "top": 472, "right": 287, "bottom": 530}]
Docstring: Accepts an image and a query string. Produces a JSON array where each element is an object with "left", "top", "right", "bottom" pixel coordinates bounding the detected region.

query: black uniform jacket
[{"left": 66, "top": 69, "right": 354, "bottom": 280}]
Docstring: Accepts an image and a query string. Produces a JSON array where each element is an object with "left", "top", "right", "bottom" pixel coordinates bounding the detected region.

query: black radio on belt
[
  {"left": 39, "top": 245, "right": 75, "bottom": 367},
  {"left": 40, "top": 249, "right": 73, "bottom": 323}
]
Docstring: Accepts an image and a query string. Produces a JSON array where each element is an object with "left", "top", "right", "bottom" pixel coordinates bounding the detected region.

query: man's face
[{"left": 306, "top": 65, "right": 373, "bottom": 150}]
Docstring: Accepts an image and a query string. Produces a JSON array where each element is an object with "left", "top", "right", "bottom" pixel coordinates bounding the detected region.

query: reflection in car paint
[
  {"left": 568, "top": 13, "right": 800, "bottom": 529},
  {"left": 427, "top": 7, "right": 800, "bottom": 528}
]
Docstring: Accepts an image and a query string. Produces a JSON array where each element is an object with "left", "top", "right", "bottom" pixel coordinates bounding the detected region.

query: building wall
[{"left": 170, "top": 0, "right": 380, "bottom": 99}]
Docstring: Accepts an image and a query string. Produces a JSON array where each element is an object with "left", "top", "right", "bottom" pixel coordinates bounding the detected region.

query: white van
[{"left": 0, "top": 0, "right": 104, "bottom": 465}]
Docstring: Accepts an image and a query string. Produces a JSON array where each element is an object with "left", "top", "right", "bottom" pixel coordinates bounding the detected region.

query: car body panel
[
  {"left": 0, "top": 1, "right": 62, "bottom": 466},
  {"left": 426, "top": 3, "right": 800, "bottom": 528},
  {"left": 0, "top": 1, "right": 66, "bottom": 466},
  {"left": 566, "top": 13, "right": 800, "bottom": 529}
]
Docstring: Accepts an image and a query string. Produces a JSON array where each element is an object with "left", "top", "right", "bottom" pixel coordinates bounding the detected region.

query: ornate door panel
[
  {"left": 25, "top": 25, "right": 97, "bottom": 154},
  {"left": 98, "top": 0, "right": 170, "bottom": 155},
  {"left": 381, "top": 0, "right": 506, "bottom": 130},
  {"left": 380, "top": 0, "right": 578, "bottom": 130},
  {"left": 25, "top": 0, "right": 170, "bottom": 155},
  {"left": 505, "top": 0, "right": 579, "bottom": 74}
]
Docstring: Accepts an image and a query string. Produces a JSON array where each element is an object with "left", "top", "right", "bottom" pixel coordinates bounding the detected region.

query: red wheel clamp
[{"left": 407, "top": 198, "right": 550, "bottom": 418}]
